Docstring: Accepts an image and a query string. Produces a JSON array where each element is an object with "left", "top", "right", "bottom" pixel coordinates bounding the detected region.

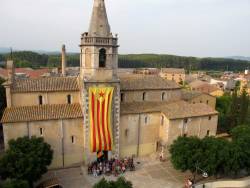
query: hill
[
  {"left": 0, "top": 47, "right": 12, "bottom": 54},
  {"left": 119, "top": 54, "right": 250, "bottom": 72},
  {"left": 228, "top": 56, "right": 250, "bottom": 62},
  {"left": 0, "top": 51, "right": 250, "bottom": 71}
]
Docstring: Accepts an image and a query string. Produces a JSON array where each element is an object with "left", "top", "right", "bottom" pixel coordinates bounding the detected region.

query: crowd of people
[{"left": 88, "top": 157, "right": 135, "bottom": 177}]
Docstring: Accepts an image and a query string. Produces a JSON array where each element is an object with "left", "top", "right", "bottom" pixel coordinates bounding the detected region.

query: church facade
[{"left": 1, "top": 0, "right": 218, "bottom": 169}]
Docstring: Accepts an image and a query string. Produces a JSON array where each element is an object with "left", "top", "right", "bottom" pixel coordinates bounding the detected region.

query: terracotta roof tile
[
  {"left": 121, "top": 100, "right": 218, "bottom": 119},
  {"left": 1, "top": 104, "right": 83, "bottom": 123},
  {"left": 0, "top": 68, "right": 50, "bottom": 79},
  {"left": 181, "top": 90, "right": 203, "bottom": 101},
  {"left": 12, "top": 77, "right": 80, "bottom": 93},
  {"left": 119, "top": 74, "right": 180, "bottom": 91}
]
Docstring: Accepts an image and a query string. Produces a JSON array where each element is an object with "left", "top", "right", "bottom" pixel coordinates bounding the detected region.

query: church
[{"left": 1, "top": 0, "right": 218, "bottom": 169}]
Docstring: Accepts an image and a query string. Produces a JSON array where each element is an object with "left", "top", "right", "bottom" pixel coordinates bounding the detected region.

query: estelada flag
[{"left": 89, "top": 87, "right": 114, "bottom": 152}]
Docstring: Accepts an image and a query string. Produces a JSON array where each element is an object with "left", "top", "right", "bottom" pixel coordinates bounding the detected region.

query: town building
[
  {"left": 159, "top": 68, "right": 185, "bottom": 84},
  {"left": 0, "top": 67, "right": 52, "bottom": 80},
  {"left": 181, "top": 90, "right": 216, "bottom": 109},
  {"left": 189, "top": 80, "right": 224, "bottom": 97},
  {"left": 1, "top": 0, "right": 218, "bottom": 169}
]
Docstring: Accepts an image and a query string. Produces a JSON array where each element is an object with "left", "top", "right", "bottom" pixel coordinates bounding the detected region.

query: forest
[{"left": 0, "top": 51, "right": 250, "bottom": 71}]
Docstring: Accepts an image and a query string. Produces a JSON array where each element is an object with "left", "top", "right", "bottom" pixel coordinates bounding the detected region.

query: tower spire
[{"left": 88, "top": 0, "right": 111, "bottom": 37}]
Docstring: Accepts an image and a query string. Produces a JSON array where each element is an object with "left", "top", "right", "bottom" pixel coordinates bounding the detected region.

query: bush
[
  {"left": 93, "top": 177, "right": 133, "bottom": 188},
  {"left": 0, "top": 179, "right": 29, "bottom": 188},
  {"left": 170, "top": 125, "right": 250, "bottom": 177},
  {"left": 0, "top": 136, "right": 53, "bottom": 187}
]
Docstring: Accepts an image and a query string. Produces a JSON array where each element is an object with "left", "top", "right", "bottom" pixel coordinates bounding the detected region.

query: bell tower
[
  {"left": 80, "top": 0, "right": 119, "bottom": 81},
  {"left": 80, "top": 0, "right": 120, "bottom": 163}
]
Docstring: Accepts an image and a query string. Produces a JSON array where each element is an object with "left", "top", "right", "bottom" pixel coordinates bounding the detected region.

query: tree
[
  {"left": 170, "top": 132, "right": 250, "bottom": 178},
  {"left": 93, "top": 177, "right": 133, "bottom": 188},
  {"left": 231, "top": 125, "right": 250, "bottom": 173},
  {"left": 238, "top": 87, "right": 249, "bottom": 124},
  {"left": 228, "top": 87, "right": 239, "bottom": 129},
  {"left": 226, "top": 142, "right": 246, "bottom": 176},
  {"left": 200, "top": 137, "right": 231, "bottom": 177},
  {"left": 0, "top": 136, "right": 53, "bottom": 187},
  {"left": 216, "top": 95, "right": 232, "bottom": 132},
  {"left": 0, "top": 179, "right": 29, "bottom": 188},
  {"left": 169, "top": 136, "right": 203, "bottom": 173},
  {"left": 93, "top": 178, "right": 110, "bottom": 188}
]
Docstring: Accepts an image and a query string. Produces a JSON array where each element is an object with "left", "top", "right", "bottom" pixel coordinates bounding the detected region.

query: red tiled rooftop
[{"left": 0, "top": 68, "right": 50, "bottom": 79}]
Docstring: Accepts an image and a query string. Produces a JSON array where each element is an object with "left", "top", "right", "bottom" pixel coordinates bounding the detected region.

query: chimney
[
  {"left": 6, "top": 60, "right": 15, "bottom": 83},
  {"left": 4, "top": 60, "right": 15, "bottom": 107},
  {"left": 62, "top": 44, "right": 67, "bottom": 76}
]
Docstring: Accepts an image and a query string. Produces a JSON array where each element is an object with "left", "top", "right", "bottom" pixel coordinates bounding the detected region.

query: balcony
[{"left": 80, "top": 36, "right": 118, "bottom": 47}]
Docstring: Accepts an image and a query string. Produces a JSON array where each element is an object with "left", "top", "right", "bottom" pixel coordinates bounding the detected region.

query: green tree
[
  {"left": 169, "top": 136, "right": 203, "bottom": 173},
  {"left": 228, "top": 87, "right": 239, "bottom": 129},
  {"left": 0, "top": 136, "right": 53, "bottom": 187},
  {"left": 200, "top": 137, "right": 231, "bottom": 176},
  {"left": 93, "top": 177, "right": 133, "bottom": 188},
  {"left": 231, "top": 125, "right": 250, "bottom": 173},
  {"left": 0, "top": 179, "right": 29, "bottom": 188},
  {"left": 216, "top": 95, "right": 232, "bottom": 132},
  {"left": 238, "top": 87, "right": 249, "bottom": 124},
  {"left": 93, "top": 178, "right": 110, "bottom": 188},
  {"left": 226, "top": 142, "right": 245, "bottom": 176},
  {"left": 15, "top": 60, "right": 32, "bottom": 68}
]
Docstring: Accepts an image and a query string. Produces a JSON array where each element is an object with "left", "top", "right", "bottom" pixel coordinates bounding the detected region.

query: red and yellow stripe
[{"left": 89, "top": 87, "right": 114, "bottom": 152}]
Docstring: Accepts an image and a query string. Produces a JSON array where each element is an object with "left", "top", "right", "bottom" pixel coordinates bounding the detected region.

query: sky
[{"left": 0, "top": 0, "right": 250, "bottom": 57}]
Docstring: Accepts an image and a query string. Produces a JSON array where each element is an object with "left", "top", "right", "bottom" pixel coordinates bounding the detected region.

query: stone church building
[{"left": 1, "top": 0, "right": 218, "bottom": 168}]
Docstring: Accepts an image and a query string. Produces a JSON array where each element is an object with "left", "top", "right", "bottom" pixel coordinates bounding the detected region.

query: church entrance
[{"left": 97, "top": 151, "right": 109, "bottom": 162}]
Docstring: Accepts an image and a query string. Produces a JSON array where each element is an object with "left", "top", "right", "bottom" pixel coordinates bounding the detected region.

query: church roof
[
  {"left": 1, "top": 104, "right": 83, "bottom": 123},
  {"left": 121, "top": 100, "right": 218, "bottom": 120},
  {"left": 181, "top": 90, "right": 203, "bottom": 101},
  {"left": 12, "top": 77, "right": 80, "bottom": 93},
  {"left": 88, "top": 0, "right": 111, "bottom": 37},
  {"left": 181, "top": 89, "right": 214, "bottom": 101},
  {"left": 161, "top": 101, "right": 217, "bottom": 120},
  {"left": 119, "top": 74, "right": 180, "bottom": 91}
]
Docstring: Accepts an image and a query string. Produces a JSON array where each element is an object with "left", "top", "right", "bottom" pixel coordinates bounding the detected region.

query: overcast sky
[{"left": 0, "top": 0, "right": 250, "bottom": 57}]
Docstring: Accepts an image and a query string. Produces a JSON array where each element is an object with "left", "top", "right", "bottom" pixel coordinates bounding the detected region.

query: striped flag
[{"left": 89, "top": 87, "right": 114, "bottom": 153}]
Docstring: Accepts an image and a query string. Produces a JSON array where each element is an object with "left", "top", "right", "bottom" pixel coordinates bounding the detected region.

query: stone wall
[
  {"left": 160, "top": 72, "right": 185, "bottom": 84},
  {"left": 120, "top": 89, "right": 182, "bottom": 103},
  {"left": 11, "top": 91, "right": 80, "bottom": 106},
  {"left": 119, "top": 113, "right": 160, "bottom": 158},
  {"left": 166, "top": 115, "right": 218, "bottom": 145},
  {"left": 187, "top": 94, "right": 216, "bottom": 109},
  {"left": 120, "top": 112, "right": 218, "bottom": 157},
  {"left": 2, "top": 118, "right": 84, "bottom": 169}
]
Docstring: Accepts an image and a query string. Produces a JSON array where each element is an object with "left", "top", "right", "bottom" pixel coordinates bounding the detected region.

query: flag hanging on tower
[{"left": 89, "top": 87, "right": 114, "bottom": 152}]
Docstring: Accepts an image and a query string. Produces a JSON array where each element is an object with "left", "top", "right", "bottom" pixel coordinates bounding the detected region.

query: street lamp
[{"left": 193, "top": 163, "right": 208, "bottom": 186}]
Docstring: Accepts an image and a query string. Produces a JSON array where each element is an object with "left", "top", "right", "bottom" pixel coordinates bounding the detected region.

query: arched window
[
  {"left": 161, "top": 92, "right": 166, "bottom": 101},
  {"left": 67, "top": 95, "right": 72, "bottom": 104},
  {"left": 39, "top": 128, "right": 44, "bottom": 136},
  {"left": 71, "top": 136, "right": 76, "bottom": 144},
  {"left": 161, "top": 115, "right": 164, "bottom": 126},
  {"left": 121, "top": 93, "right": 125, "bottom": 102},
  {"left": 145, "top": 116, "right": 148, "bottom": 124},
  {"left": 99, "top": 48, "right": 106, "bottom": 68},
  {"left": 39, "top": 95, "right": 43, "bottom": 105},
  {"left": 143, "top": 92, "right": 146, "bottom": 101}
]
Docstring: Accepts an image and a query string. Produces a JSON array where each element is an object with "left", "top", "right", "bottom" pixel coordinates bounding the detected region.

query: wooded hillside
[{"left": 1, "top": 51, "right": 250, "bottom": 71}]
